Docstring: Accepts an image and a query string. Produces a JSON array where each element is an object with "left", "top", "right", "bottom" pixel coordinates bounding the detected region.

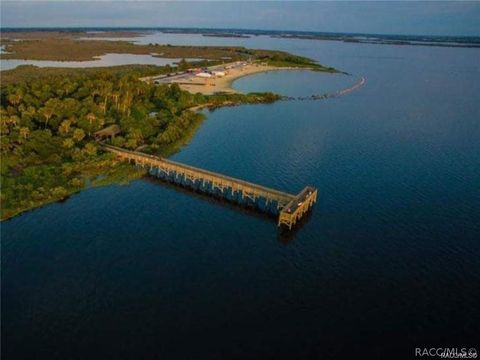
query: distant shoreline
[{"left": 2, "top": 27, "right": 479, "bottom": 48}]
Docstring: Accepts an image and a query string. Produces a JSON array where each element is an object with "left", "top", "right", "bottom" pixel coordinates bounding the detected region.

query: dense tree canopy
[{"left": 0, "top": 68, "right": 280, "bottom": 219}]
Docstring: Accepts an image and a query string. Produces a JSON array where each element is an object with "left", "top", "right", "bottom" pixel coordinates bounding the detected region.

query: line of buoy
[
  {"left": 282, "top": 76, "right": 366, "bottom": 102},
  {"left": 336, "top": 76, "right": 366, "bottom": 96}
]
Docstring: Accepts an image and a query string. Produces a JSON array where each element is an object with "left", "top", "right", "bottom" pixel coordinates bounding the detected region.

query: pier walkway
[{"left": 103, "top": 145, "right": 317, "bottom": 229}]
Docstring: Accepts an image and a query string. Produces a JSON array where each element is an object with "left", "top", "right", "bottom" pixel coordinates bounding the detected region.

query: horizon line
[{"left": 1, "top": 26, "right": 479, "bottom": 39}]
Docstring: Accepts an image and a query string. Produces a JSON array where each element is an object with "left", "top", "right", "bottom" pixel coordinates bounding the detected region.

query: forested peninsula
[
  {"left": 1, "top": 66, "right": 283, "bottom": 220},
  {"left": 0, "top": 41, "right": 335, "bottom": 220}
]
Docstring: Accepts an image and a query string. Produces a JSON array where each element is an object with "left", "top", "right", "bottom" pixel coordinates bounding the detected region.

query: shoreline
[
  {"left": 0, "top": 159, "right": 146, "bottom": 222},
  {"left": 0, "top": 97, "right": 260, "bottom": 221},
  {"left": 0, "top": 62, "right": 333, "bottom": 221},
  {"left": 175, "top": 64, "right": 312, "bottom": 95},
  {"left": 0, "top": 68, "right": 361, "bottom": 221}
]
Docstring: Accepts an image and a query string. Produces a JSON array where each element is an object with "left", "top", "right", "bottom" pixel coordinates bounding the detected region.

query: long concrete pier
[{"left": 103, "top": 144, "right": 317, "bottom": 229}]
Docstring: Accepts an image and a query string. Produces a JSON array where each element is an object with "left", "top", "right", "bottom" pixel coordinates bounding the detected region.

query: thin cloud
[{"left": 1, "top": 1, "right": 479, "bottom": 36}]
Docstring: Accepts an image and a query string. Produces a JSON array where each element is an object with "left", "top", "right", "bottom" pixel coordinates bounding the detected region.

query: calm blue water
[{"left": 2, "top": 34, "right": 480, "bottom": 359}]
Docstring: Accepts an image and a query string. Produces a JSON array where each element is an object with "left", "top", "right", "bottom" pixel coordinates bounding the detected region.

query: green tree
[
  {"left": 50, "top": 186, "right": 67, "bottom": 199},
  {"left": 178, "top": 58, "right": 189, "bottom": 71},
  {"left": 7, "top": 90, "right": 23, "bottom": 107},
  {"left": 72, "top": 128, "right": 85, "bottom": 142},
  {"left": 83, "top": 143, "right": 97, "bottom": 157},
  {"left": 125, "top": 138, "right": 138, "bottom": 150},
  {"left": 63, "top": 138, "right": 75, "bottom": 149},
  {"left": 38, "top": 98, "right": 61, "bottom": 128},
  {"left": 111, "top": 136, "right": 126, "bottom": 147},
  {"left": 127, "top": 128, "right": 143, "bottom": 146},
  {"left": 58, "top": 120, "right": 72, "bottom": 136},
  {"left": 19, "top": 127, "right": 30, "bottom": 139}
]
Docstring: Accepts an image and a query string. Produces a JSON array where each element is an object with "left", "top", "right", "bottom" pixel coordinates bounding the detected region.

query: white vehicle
[
  {"left": 195, "top": 72, "right": 213, "bottom": 78},
  {"left": 211, "top": 71, "right": 226, "bottom": 77}
]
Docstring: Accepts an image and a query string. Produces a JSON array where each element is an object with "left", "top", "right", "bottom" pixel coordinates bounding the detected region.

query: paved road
[{"left": 142, "top": 61, "right": 247, "bottom": 85}]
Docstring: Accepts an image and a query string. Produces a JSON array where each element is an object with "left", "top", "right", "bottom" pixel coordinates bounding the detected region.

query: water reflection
[
  {"left": 277, "top": 211, "right": 315, "bottom": 245},
  {"left": 143, "top": 176, "right": 276, "bottom": 222},
  {"left": 143, "top": 174, "right": 314, "bottom": 236}
]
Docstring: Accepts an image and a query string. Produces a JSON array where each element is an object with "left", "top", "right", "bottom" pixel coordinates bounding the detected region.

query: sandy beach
[{"left": 173, "top": 63, "right": 299, "bottom": 95}]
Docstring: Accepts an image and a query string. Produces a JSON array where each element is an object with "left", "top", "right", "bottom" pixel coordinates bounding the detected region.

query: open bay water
[{"left": 2, "top": 34, "right": 480, "bottom": 359}]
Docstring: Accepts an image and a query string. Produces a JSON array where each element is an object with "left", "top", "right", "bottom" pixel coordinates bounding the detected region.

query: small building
[{"left": 94, "top": 125, "right": 121, "bottom": 142}]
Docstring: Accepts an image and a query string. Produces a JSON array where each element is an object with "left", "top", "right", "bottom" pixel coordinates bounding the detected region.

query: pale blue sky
[{"left": 1, "top": 1, "right": 479, "bottom": 36}]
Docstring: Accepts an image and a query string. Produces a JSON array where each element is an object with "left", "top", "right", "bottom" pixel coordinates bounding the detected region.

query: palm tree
[
  {"left": 39, "top": 98, "right": 61, "bottom": 128},
  {"left": 39, "top": 107, "right": 54, "bottom": 128},
  {"left": 72, "top": 128, "right": 86, "bottom": 142},
  {"left": 128, "top": 128, "right": 143, "bottom": 146},
  {"left": 63, "top": 138, "right": 75, "bottom": 149},
  {"left": 7, "top": 115, "right": 20, "bottom": 127},
  {"left": 7, "top": 92, "right": 23, "bottom": 107},
  {"left": 86, "top": 113, "right": 97, "bottom": 126},
  {"left": 19, "top": 127, "right": 30, "bottom": 139},
  {"left": 121, "top": 91, "right": 132, "bottom": 114},
  {"left": 100, "top": 82, "right": 113, "bottom": 115},
  {"left": 58, "top": 120, "right": 71, "bottom": 135},
  {"left": 111, "top": 92, "right": 120, "bottom": 110},
  {"left": 86, "top": 113, "right": 98, "bottom": 136}
]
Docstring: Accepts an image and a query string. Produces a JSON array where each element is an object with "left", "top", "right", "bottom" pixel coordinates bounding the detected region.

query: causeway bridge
[{"left": 103, "top": 144, "right": 317, "bottom": 230}]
